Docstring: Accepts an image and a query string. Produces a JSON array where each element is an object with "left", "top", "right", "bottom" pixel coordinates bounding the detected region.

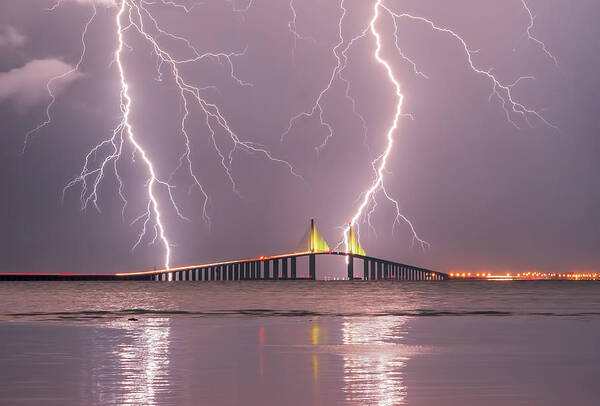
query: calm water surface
[{"left": 0, "top": 280, "right": 599, "bottom": 405}]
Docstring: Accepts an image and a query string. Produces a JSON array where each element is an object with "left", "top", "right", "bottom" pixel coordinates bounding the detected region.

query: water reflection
[
  {"left": 92, "top": 318, "right": 171, "bottom": 405},
  {"left": 258, "top": 326, "right": 265, "bottom": 377},
  {"left": 342, "top": 317, "right": 409, "bottom": 405},
  {"left": 83, "top": 316, "right": 408, "bottom": 404}
]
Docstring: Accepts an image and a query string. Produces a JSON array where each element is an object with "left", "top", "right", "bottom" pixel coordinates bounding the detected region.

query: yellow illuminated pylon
[
  {"left": 309, "top": 218, "right": 330, "bottom": 252},
  {"left": 296, "top": 218, "right": 330, "bottom": 253},
  {"left": 346, "top": 223, "right": 365, "bottom": 256}
]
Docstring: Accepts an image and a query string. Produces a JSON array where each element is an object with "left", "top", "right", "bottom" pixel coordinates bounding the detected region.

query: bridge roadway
[{"left": 0, "top": 251, "right": 447, "bottom": 281}]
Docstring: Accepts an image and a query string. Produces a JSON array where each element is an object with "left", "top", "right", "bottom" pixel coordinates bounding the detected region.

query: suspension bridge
[{"left": 0, "top": 219, "right": 447, "bottom": 281}]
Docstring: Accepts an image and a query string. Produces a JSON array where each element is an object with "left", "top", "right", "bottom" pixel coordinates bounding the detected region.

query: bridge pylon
[
  {"left": 296, "top": 218, "right": 330, "bottom": 280},
  {"left": 297, "top": 218, "right": 330, "bottom": 253},
  {"left": 345, "top": 223, "right": 365, "bottom": 279},
  {"left": 345, "top": 223, "right": 365, "bottom": 256}
]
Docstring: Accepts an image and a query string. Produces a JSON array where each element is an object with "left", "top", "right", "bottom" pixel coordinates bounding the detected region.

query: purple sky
[{"left": 0, "top": 0, "right": 598, "bottom": 275}]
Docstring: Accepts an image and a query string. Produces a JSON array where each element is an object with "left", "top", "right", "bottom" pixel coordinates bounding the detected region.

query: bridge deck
[{"left": 0, "top": 251, "right": 447, "bottom": 281}]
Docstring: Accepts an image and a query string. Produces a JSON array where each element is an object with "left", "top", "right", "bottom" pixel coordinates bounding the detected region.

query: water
[{"left": 0, "top": 281, "right": 599, "bottom": 405}]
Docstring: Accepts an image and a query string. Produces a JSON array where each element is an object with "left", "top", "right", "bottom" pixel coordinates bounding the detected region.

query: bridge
[{"left": 0, "top": 219, "right": 448, "bottom": 281}]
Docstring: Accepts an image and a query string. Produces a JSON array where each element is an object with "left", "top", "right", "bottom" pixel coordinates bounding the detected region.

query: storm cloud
[
  {"left": 0, "top": 25, "right": 26, "bottom": 49},
  {"left": 0, "top": 59, "right": 81, "bottom": 108}
]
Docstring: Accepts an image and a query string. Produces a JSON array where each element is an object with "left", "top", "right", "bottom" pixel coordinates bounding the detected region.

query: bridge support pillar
[
  {"left": 377, "top": 261, "right": 382, "bottom": 280},
  {"left": 363, "top": 259, "right": 369, "bottom": 280},
  {"left": 291, "top": 256, "right": 297, "bottom": 279},
  {"left": 273, "top": 259, "right": 279, "bottom": 280},
  {"left": 263, "top": 260, "right": 270, "bottom": 279},
  {"left": 347, "top": 255, "right": 354, "bottom": 280},
  {"left": 282, "top": 258, "right": 288, "bottom": 279},
  {"left": 309, "top": 254, "right": 316, "bottom": 280}
]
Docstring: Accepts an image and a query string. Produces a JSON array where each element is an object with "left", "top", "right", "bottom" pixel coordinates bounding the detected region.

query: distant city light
[{"left": 448, "top": 271, "right": 600, "bottom": 281}]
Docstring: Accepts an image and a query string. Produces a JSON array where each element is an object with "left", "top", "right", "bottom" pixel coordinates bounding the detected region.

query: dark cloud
[
  {"left": 0, "top": 25, "right": 26, "bottom": 49},
  {"left": 0, "top": 59, "right": 80, "bottom": 108}
]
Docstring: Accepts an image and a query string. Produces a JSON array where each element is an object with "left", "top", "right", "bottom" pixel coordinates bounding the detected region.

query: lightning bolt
[
  {"left": 34, "top": 0, "right": 302, "bottom": 270},
  {"left": 116, "top": 0, "right": 172, "bottom": 268},
  {"left": 22, "top": 2, "right": 97, "bottom": 153},
  {"left": 382, "top": 5, "right": 558, "bottom": 130},
  {"left": 520, "top": 0, "right": 558, "bottom": 65},
  {"left": 281, "top": 0, "right": 372, "bottom": 154},
  {"left": 343, "top": 0, "right": 558, "bottom": 257},
  {"left": 343, "top": 0, "right": 429, "bottom": 258}
]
